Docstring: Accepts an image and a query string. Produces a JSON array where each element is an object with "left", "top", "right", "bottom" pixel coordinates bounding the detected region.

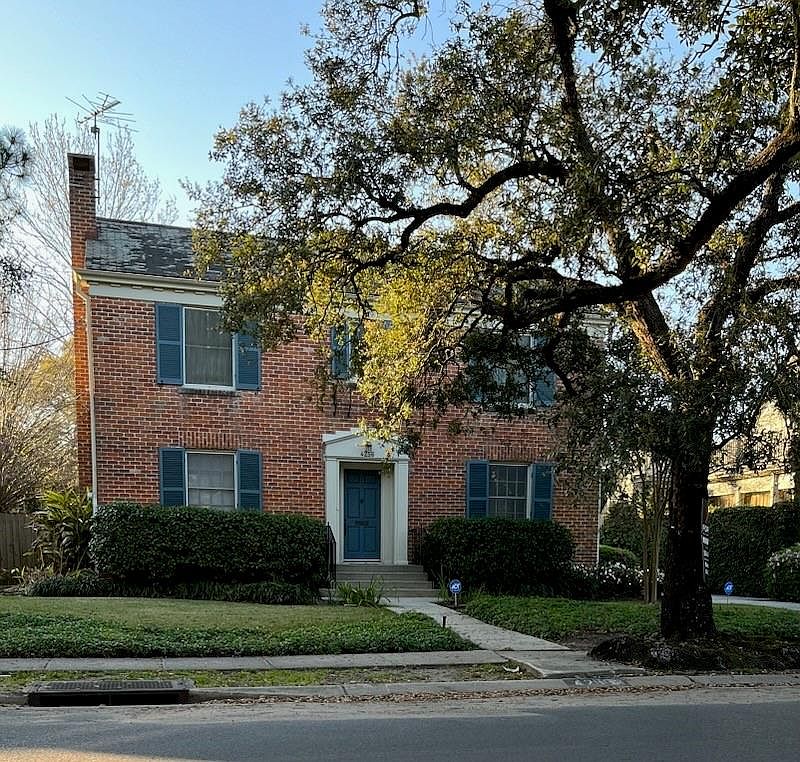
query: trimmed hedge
[
  {"left": 599, "top": 545, "right": 639, "bottom": 568},
  {"left": 420, "top": 516, "right": 574, "bottom": 595},
  {"left": 90, "top": 502, "right": 327, "bottom": 590},
  {"left": 599, "top": 502, "right": 643, "bottom": 562},
  {"left": 765, "top": 544, "right": 800, "bottom": 603},
  {"left": 26, "top": 570, "right": 317, "bottom": 605},
  {"left": 708, "top": 503, "right": 800, "bottom": 597}
]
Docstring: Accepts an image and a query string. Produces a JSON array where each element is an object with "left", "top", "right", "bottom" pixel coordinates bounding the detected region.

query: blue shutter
[
  {"left": 531, "top": 336, "right": 555, "bottom": 406},
  {"left": 531, "top": 463, "right": 554, "bottom": 519},
  {"left": 237, "top": 450, "right": 262, "bottom": 511},
  {"left": 534, "top": 371, "right": 556, "bottom": 406},
  {"left": 330, "top": 326, "right": 350, "bottom": 379},
  {"left": 156, "top": 303, "right": 183, "bottom": 384},
  {"left": 235, "top": 330, "right": 261, "bottom": 390},
  {"left": 465, "top": 460, "right": 490, "bottom": 518},
  {"left": 159, "top": 448, "right": 186, "bottom": 506}
]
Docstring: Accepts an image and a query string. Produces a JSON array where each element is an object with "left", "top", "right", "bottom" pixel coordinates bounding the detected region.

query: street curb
[
  {"left": 4, "top": 673, "right": 800, "bottom": 706},
  {"left": 188, "top": 673, "right": 800, "bottom": 702}
]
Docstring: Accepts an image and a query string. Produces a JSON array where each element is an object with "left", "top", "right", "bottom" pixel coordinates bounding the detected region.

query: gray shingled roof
[{"left": 85, "top": 219, "right": 223, "bottom": 281}]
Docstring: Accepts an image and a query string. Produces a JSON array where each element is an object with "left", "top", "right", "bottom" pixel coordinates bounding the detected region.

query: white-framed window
[
  {"left": 159, "top": 447, "right": 263, "bottom": 511},
  {"left": 488, "top": 463, "right": 529, "bottom": 518},
  {"left": 491, "top": 335, "right": 556, "bottom": 407},
  {"left": 156, "top": 303, "right": 261, "bottom": 391},
  {"left": 186, "top": 451, "right": 236, "bottom": 510},
  {"left": 466, "top": 460, "right": 553, "bottom": 520},
  {"left": 184, "top": 307, "right": 235, "bottom": 388}
]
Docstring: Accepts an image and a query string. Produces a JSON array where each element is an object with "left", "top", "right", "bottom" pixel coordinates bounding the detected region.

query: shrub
[
  {"left": 594, "top": 561, "right": 643, "bottom": 599},
  {"left": 708, "top": 503, "right": 800, "bottom": 596},
  {"left": 765, "top": 544, "right": 800, "bottom": 603},
  {"left": 90, "top": 502, "right": 327, "bottom": 592},
  {"left": 599, "top": 545, "right": 639, "bottom": 568},
  {"left": 420, "top": 517, "right": 574, "bottom": 595},
  {"left": 599, "top": 502, "right": 642, "bottom": 562},
  {"left": 27, "top": 489, "right": 93, "bottom": 573},
  {"left": 558, "top": 562, "right": 646, "bottom": 600},
  {"left": 26, "top": 570, "right": 316, "bottom": 604}
]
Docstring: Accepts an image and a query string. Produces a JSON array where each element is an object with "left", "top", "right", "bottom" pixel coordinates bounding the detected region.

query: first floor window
[
  {"left": 488, "top": 463, "right": 529, "bottom": 518},
  {"left": 159, "top": 447, "right": 262, "bottom": 511},
  {"left": 465, "top": 459, "right": 553, "bottom": 519},
  {"left": 187, "top": 452, "right": 235, "bottom": 510}
]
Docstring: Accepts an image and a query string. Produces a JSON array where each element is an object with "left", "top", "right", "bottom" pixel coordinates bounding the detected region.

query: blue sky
[{"left": 1, "top": 0, "right": 331, "bottom": 224}]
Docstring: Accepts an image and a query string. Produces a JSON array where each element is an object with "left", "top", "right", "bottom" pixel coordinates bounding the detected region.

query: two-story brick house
[{"left": 69, "top": 153, "right": 599, "bottom": 566}]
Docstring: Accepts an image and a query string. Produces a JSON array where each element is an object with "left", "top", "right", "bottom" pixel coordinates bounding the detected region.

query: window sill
[{"left": 179, "top": 387, "right": 241, "bottom": 397}]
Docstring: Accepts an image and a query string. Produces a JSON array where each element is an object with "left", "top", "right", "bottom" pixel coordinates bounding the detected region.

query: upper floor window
[
  {"left": 185, "top": 308, "right": 234, "bottom": 387},
  {"left": 470, "top": 334, "right": 556, "bottom": 408},
  {"left": 155, "top": 303, "right": 260, "bottom": 391},
  {"left": 330, "top": 323, "right": 364, "bottom": 380}
]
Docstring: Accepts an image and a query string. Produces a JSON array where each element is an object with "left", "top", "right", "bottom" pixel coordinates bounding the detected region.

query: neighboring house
[
  {"left": 68, "top": 153, "right": 599, "bottom": 565},
  {"left": 708, "top": 403, "right": 794, "bottom": 509}
]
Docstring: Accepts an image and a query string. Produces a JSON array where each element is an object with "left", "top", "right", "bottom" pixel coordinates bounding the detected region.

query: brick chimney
[
  {"left": 68, "top": 153, "right": 97, "bottom": 269},
  {"left": 68, "top": 153, "right": 97, "bottom": 493}
]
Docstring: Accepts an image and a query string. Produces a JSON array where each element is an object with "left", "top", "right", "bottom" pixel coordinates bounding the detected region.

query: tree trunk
[{"left": 660, "top": 455, "right": 716, "bottom": 640}]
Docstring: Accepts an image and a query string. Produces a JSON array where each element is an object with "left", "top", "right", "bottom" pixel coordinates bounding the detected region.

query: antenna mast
[{"left": 66, "top": 92, "right": 136, "bottom": 205}]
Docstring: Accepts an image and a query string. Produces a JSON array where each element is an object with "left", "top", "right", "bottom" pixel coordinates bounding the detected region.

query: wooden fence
[{"left": 0, "top": 513, "right": 35, "bottom": 572}]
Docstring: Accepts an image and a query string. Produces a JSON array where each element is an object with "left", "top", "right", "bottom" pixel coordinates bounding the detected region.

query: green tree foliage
[
  {"left": 192, "top": 1, "right": 800, "bottom": 639},
  {"left": 0, "top": 126, "right": 31, "bottom": 295}
]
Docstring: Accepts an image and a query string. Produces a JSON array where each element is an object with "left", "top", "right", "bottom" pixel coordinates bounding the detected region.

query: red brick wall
[{"left": 85, "top": 295, "right": 598, "bottom": 562}]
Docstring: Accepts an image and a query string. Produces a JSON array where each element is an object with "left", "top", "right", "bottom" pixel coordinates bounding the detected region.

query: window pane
[
  {"left": 187, "top": 453, "right": 235, "bottom": 510},
  {"left": 185, "top": 308, "right": 233, "bottom": 386},
  {"left": 489, "top": 464, "right": 528, "bottom": 518}
]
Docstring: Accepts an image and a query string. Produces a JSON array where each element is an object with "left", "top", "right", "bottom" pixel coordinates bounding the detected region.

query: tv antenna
[{"left": 66, "top": 92, "right": 136, "bottom": 203}]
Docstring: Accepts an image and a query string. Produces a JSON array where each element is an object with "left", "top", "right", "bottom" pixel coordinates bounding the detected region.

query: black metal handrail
[{"left": 325, "top": 523, "right": 336, "bottom": 587}]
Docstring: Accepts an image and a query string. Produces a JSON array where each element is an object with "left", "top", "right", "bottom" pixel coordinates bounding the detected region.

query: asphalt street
[{"left": 0, "top": 686, "right": 798, "bottom": 761}]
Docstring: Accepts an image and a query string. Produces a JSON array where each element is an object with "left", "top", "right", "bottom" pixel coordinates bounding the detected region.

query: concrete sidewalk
[
  {"left": 389, "top": 597, "right": 644, "bottom": 677},
  {"left": 711, "top": 595, "right": 800, "bottom": 611}
]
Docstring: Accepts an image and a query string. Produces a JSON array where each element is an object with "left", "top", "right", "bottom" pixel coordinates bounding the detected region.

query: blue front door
[{"left": 344, "top": 469, "right": 381, "bottom": 559}]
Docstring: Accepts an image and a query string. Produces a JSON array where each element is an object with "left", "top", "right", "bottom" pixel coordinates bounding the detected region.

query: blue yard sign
[
  {"left": 723, "top": 580, "right": 734, "bottom": 596},
  {"left": 448, "top": 579, "right": 462, "bottom": 595}
]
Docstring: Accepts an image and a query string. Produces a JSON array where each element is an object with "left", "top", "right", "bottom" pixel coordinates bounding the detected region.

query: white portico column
[
  {"left": 324, "top": 455, "right": 341, "bottom": 563},
  {"left": 393, "top": 455, "right": 410, "bottom": 564}
]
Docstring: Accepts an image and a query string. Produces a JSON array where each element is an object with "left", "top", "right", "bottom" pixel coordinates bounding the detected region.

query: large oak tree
[{"left": 192, "top": 0, "right": 800, "bottom": 639}]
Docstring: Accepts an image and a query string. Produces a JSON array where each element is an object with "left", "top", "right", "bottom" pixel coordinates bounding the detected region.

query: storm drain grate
[{"left": 26, "top": 679, "right": 192, "bottom": 706}]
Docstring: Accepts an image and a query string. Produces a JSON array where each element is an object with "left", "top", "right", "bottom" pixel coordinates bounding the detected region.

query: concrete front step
[{"left": 324, "top": 564, "right": 436, "bottom": 598}]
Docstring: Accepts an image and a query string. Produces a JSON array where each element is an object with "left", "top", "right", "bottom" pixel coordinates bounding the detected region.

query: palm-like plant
[{"left": 28, "top": 488, "right": 92, "bottom": 574}]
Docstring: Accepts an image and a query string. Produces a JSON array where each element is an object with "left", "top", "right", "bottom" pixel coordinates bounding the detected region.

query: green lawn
[
  {"left": 0, "top": 664, "right": 518, "bottom": 692},
  {"left": 0, "top": 597, "right": 472, "bottom": 658},
  {"left": 464, "top": 595, "right": 800, "bottom": 641}
]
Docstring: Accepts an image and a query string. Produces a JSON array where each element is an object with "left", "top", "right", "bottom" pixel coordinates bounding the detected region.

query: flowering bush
[
  {"left": 765, "top": 544, "right": 800, "bottom": 602},
  {"left": 560, "top": 561, "right": 660, "bottom": 600},
  {"left": 595, "top": 561, "right": 643, "bottom": 599}
]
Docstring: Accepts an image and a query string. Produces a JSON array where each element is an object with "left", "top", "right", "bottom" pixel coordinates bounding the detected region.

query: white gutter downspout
[{"left": 73, "top": 272, "right": 98, "bottom": 511}]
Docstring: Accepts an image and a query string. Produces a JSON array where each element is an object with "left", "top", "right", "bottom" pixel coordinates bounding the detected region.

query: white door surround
[{"left": 323, "top": 429, "right": 409, "bottom": 565}]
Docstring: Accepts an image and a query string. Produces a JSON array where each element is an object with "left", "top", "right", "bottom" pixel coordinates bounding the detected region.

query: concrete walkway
[
  {"left": 389, "top": 597, "right": 643, "bottom": 677},
  {"left": 712, "top": 595, "right": 800, "bottom": 612}
]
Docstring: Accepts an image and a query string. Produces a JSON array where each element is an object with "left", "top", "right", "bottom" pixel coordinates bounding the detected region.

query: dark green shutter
[
  {"left": 159, "top": 447, "right": 186, "bottom": 506},
  {"left": 465, "top": 460, "right": 490, "bottom": 517},
  {"left": 532, "top": 463, "right": 554, "bottom": 519},
  {"left": 330, "top": 326, "right": 350, "bottom": 379},
  {"left": 235, "top": 331, "right": 261, "bottom": 390},
  {"left": 156, "top": 303, "right": 183, "bottom": 384},
  {"left": 237, "top": 450, "right": 262, "bottom": 511}
]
